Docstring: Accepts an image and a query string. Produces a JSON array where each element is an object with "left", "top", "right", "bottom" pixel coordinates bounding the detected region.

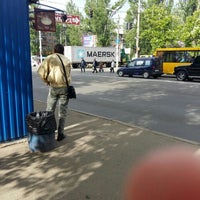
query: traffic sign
[
  {"left": 66, "top": 15, "right": 80, "bottom": 25},
  {"left": 116, "top": 38, "right": 120, "bottom": 44},
  {"left": 55, "top": 14, "right": 80, "bottom": 25}
]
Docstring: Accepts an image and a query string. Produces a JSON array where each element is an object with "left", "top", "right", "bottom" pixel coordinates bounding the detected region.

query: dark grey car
[{"left": 117, "top": 57, "right": 163, "bottom": 78}]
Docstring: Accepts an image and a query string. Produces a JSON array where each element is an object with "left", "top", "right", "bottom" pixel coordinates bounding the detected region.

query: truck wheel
[
  {"left": 143, "top": 71, "right": 149, "bottom": 79},
  {"left": 176, "top": 70, "right": 187, "bottom": 81},
  {"left": 118, "top": 71, "right": 124, "bottom": 77}
]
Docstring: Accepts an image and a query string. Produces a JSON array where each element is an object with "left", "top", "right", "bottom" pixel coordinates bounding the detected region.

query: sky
[
  {"left": 39, "top": 0, "right": 129, "bottom": 11},
  {"left": 39, "top": 0, "right": 129, "bottom": 22},
  {"left": 40, "top": 0, "right": 85, "bottom": 11}
]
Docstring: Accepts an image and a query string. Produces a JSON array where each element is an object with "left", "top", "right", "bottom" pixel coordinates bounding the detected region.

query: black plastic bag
[{"left": 26, "top": 111, "right": 56, "bottom": 135}]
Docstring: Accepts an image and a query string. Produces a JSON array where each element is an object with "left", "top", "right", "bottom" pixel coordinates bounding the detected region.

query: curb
[
  {"left": 70, "top": 108, "right": 200, "bottom": 146},
  {"left": 1, "top": 107, "right": 199, "bottom": 149}
]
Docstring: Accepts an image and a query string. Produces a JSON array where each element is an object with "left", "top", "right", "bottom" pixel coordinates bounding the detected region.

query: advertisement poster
[
  {"left": 34, "top": 8, "right": 56, "bottom": 32},
  {"left": 82, "top": 35, "right": 97, "bottom": 47}
]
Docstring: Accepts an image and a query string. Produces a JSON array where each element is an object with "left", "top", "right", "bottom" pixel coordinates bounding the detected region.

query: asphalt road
[{"left": 33, "top": 68, "right": 200, "bottom": 142}]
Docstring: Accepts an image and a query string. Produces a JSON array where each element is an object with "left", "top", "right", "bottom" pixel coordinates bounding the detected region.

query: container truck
[{"left": 64, "top": 46, "right": 119, "bottom": 68}]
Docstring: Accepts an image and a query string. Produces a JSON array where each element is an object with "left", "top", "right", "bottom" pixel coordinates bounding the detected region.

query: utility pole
[
  {"left": 135, "top": 0, "right": 140, "bottom": 58},
  {"left": 116, "top": 14, "right": 120, "bottom": 71},
  {"left": 106, "top": 8, "right": 120, "bottom": 70},
  {"left": 39, "top": 30, "right": 42, "bottom": 63},
  {"left": 63, "top": 23, "right": 67, "bottom": 46}
]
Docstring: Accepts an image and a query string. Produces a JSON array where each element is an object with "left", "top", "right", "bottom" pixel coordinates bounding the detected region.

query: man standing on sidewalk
[{"left": 37, "top": 44, "right": 71, "bottom": 141}]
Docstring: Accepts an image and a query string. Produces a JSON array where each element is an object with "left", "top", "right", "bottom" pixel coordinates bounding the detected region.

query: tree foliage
[
  {"left": 29, "top": 0, "right": 200, "bottom": 57},
  {"left": 140, "top": 5, "right": 175, "bottom": 52},
  {"left": 124, "top": 0, "right": 200, "bottom": 55},
  {"left": 84, "top": 0, "right": 126, "bottom": 46},
  {"left": 64, "top": 0, "right": 83, "bottom": 46},
  {"left": 30, "top": 26, "right": 39, "bottom": 55},
  {"left": 181, "top": 9, "right": 200, "bottom": 46},
  {"left": 178, "top": 0, "right": 198, "bottom": 21},
  {"left": 29, "top": 5, "right": 39, "bottom": 55}
]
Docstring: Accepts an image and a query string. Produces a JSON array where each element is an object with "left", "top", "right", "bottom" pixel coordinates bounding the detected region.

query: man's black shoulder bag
[{"left": 57, "top": 54, "right": 76, "bottom": 99}]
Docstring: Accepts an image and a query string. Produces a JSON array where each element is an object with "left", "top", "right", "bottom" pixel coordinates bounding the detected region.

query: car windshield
[{"left": 128, "top": 61, "right": 135, "bottom": 67}]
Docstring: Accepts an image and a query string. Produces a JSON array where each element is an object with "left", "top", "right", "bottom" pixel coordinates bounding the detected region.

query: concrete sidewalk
[{"left": 0, "top": 100, "right": 199, "bottom": 200}]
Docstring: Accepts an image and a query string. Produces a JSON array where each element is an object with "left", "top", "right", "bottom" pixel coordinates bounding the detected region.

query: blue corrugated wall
[{"left": 0, "top": 0, "right": 34, "bottom": 142}]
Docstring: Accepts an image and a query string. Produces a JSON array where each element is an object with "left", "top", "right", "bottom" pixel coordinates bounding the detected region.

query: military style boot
[{"left": 57, "top": 118, "right": 66, "bottom": 141}]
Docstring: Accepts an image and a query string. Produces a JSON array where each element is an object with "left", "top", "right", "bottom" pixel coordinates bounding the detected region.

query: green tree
[
  {"left": 84, "top": 0, "right": 126, "bottom": 46},
  {"left": 29, "top": 5, "right": 39, "bottom": 55},
  {"left": 178, "top": 0, "right": 198, "bottom": 21},
  {"left": 146, "top": 0, "right": 164, "bottom": 7},
  {"left": 30, "top": 25, "right": 39, "bottom": 55},
  {"left": 64, "top": 1, "right": 84, "bottom": 46},
  {"left": 141, "top": 6, "right": 171, "bottom": 52},
  {"left": 123, "top": 0, "right": 139, "bottom": 58},
  {"left": 181, "top": 10, "right": 200, "bottom": 46},
  {"left": 124, "top": 1, "right": 183, "bottom": 56},
  {"left": 54, "top": 1, "right": 84, "bottom": 46}
]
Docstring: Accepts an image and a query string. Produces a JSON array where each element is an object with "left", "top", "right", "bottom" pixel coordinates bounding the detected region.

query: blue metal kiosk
[{"left": 0, "top": 0, "right": 34, "bottom": 142}]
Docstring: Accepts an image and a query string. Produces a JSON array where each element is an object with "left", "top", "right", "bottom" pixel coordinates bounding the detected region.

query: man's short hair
[{"left": 54, "top": 44, "right": 64, "bottom": 54}]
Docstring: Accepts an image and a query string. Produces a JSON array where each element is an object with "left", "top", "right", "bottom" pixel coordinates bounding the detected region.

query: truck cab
[{"left": 174, "top": 56, "right": 200, "bottom": 81}]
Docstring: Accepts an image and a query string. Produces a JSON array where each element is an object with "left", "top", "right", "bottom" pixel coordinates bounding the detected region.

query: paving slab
[{"left": 0, "top": 100, "right": 199, "bottom": 200}]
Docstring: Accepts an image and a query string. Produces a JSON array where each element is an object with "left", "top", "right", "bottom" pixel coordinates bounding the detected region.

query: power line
[
  {"left": 39, "top": 0, "right": 67, "bottom": 10},
  {"left": 39, "top": 0, "right": 129, "bottom": 13},
  {"left": 39, "top": 0, "right": 67, "bottom": 6}
]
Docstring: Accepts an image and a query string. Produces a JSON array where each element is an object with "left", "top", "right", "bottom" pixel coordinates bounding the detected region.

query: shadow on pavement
[{"left": 0, "top": 101, "right": 197, "bottom": 200}]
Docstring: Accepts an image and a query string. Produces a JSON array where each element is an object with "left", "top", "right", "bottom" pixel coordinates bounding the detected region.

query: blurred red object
[{"left": 124, "top": 145, "right": 200, "bottom": 200}]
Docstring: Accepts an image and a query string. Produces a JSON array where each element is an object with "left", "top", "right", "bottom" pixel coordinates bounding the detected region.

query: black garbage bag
[{"left": 26, "top": 111, "right": 56, "bottom": 135}]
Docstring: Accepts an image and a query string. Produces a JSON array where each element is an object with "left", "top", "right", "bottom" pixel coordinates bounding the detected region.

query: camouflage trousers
[{"left": 46, "top": 87, "right": 69, "bottom": 135}]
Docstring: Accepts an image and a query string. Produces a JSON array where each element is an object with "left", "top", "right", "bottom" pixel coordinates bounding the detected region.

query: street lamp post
[
  {"left": 63, "top": 23, "right": 67, "bottom": 46},
  {"left": 39, "top": 30, "right": 43, "bottom": 63},
  {"left": 106, "top": 8, "right": 120, "bottom": 70},
  {"left": 116, "top": 14, "right": 120, "bottom": 71},
  {"left": 135, "top": 0, "right": 140, "bottom": 58}
]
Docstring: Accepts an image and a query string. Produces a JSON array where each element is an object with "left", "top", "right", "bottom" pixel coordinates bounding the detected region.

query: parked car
[
  {"left": 31, "top": 59, "right": 39, "bottom": 67},
  {"left": 174, "top": 56, "right": 200, "bottom": 81},
  {"left": 31, "top": 55, "right": 39, "bottom": 67},
  {"left": 117, "top": 57, "right": 162, "bottom": 78}
]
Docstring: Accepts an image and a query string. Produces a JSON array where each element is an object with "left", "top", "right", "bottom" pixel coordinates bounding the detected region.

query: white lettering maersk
[
  {"left": 64, "top": 46, "right": 119, "bottom": 68},
  {"left": 87, "top": 51, "right": 115, "bottom": 58}
]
